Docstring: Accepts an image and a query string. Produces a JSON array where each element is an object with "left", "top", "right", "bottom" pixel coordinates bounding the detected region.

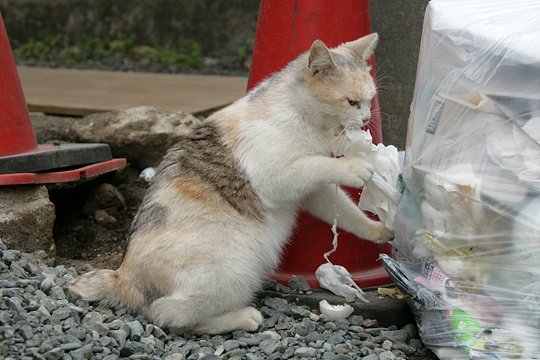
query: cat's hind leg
[{"left": 147, "top": 295, "right": 263, "bottom": 334}]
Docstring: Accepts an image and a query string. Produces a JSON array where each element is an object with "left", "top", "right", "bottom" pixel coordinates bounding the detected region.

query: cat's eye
[{"left": 347, "top": 99, "right": 360, "bottom": 107}]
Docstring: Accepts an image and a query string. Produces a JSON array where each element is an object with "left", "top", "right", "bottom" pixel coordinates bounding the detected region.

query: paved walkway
[{"left": 17, "top": 66, "right": 248, "bottom": 116}]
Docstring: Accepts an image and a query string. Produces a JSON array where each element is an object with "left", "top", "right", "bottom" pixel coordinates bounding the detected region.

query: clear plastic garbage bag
[{"left": 389, "top": 1, "right": 540, "bottom": 359}]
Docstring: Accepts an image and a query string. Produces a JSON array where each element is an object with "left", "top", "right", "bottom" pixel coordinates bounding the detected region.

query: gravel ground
[
  {"left": 7, "top": 36, "right": 440, "bottom": 360},
  {"left": 0, "top": 238, "right": 438, "bottom": 360}
]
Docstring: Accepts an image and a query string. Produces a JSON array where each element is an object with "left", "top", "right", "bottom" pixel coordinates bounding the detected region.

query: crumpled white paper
[
  {"left": 421, "top": 164, "right": 486, "bottom": 234},
  {"left": 343, "top": 129, "right": 402, "bottom": 230},
  {"left": 316, "top": 130, "right": 401, "bottom": 302},
  {"left": 487, "top": 117, "right": 540, "bottom": 190},
  {"left": 315, "top": 209, "right": 369, "bottom": 303},
  {"left": 316, "top": 263, "right": 368, "bottom": 303}
]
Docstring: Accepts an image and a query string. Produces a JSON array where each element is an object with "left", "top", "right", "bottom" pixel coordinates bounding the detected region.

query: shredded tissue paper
[
  {"left": 381, "top": 1, "right": 540, "bottom": 359},
  {"left": 315, "top": 129, "right": 401, "bottom": 303}
]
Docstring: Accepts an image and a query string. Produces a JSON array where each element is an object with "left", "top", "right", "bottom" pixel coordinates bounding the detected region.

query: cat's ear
[
  {"left": 308, "top": 40, "right": 335, "bottom": 76},
  {"left": 344, "top": 33, "right": 379, "bottom": 64}
]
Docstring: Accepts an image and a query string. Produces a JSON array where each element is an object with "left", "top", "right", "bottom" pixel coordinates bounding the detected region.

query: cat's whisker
[
  {"left": 374, "top": 62, "right": 391, "bottom": 82},
  {"left": 371, "top": 111, "right": 382, "bottom": 118},
  {"left": 371, "top": 108, "right": 392, "bottom": 119},
  {"left": 370, "top": 106, "right": 389, "bottom": 118},
  {"left": 364, "top": 121, "right": 376, "bottom": 135},
  {"left": 375, "top": 73, "right": 392, "bottom": 82},
  {"left": 328, "top": 124, "right": 354, "bottom": 156},
  {"left": 375, "top": 83, "right": 393, "bottom": 97},
  {"left": 376, "top": 85, "right": 390, "bottom": 92},
  {"left": 374, "top": 58, "right": 390, "bottom": 73},
  {"left": 327, "top": 126, "right": 347, "bottom": 146},
  {"left": 374, "top": 70, "right": 392, "bottom": 92},
  {"left": 325, "top": 124, "right": 344, "bottom": 137},
  {"left": 375, "top": 80, "right": 391, "bottom": 89}
]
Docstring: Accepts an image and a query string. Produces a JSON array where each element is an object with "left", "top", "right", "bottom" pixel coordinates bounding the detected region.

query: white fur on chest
[{"left": 230, "top": 97, "right": 331, "bottom": 208}]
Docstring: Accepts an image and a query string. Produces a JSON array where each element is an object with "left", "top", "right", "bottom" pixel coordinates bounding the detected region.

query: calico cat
[{"left": 67, "top": 33, "right": 393, "bottom": 334}]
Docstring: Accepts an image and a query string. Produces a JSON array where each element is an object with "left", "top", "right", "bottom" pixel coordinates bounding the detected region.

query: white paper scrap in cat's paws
[{"left": 344, "top": 129, "right": 401, "bottom": 230}]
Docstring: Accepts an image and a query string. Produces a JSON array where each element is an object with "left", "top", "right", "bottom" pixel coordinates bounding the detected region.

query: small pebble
[
  {"left": 362, "top": 354, "right": 378, "bottom": 360},
  {"left": 258, "top": 338, "right": 278, "bottom": 356},
  {"left": 70, "top": 344, "right": 94, "bottom": 360},
  {"left": 223, "top": 339, "right": 243, "bottom": 352},
  {"left": 275, "top": 283, "right": 292, "bottom": 293},
  {"left": 3, "top": 249, "right": 22, "bottom": 264},
  {"left": 49, "top": 286, "right": 66, "bottom": 300},
  {"left": 382, "top": 340, "right": 393, "bottom": 351},
  {"left": 379, "top": 350, "right": 396, "bottom": 360},
  {"left": 262, "top": 296, "right": 290, "bottom": 312},
  {"left": 288, "top": 276, "right": 311, "bottom": 292},
  {"left": 362, "top": 319, "right": 378, "bottom": 328},
  {"left": 126, "top": 320, "right": 145, "bottom": 341},
  {"left": 294, "top": 346, "right": 317, "bottom": 358}
]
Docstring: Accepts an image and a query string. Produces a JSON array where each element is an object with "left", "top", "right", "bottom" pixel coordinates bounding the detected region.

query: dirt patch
[
  {"left": 47, "top": 165, "right": 149, "bottom": 271},
  {"left": 31, "top": 108, "right": 203, "bottom": 272}
]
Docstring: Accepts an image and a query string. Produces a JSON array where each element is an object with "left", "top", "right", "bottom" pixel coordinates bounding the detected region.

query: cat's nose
[{"left": 361, "top": 115, "right": 371, "bottom": 124}]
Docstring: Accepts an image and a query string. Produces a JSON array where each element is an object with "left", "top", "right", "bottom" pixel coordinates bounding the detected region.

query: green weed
[
  {"left": 153, "top": 37, "right": 202, "bottom": 69},
  {"left": 15, "top": 35, "right": 203, "bottom": 70}
]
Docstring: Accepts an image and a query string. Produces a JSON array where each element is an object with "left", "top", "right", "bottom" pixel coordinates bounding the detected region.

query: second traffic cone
[
  {"left": 0, "top": 12, "right": 126, "bottom": 185},
  {"left": 247, "top": 0, "right": 391, "bottom": 288}
]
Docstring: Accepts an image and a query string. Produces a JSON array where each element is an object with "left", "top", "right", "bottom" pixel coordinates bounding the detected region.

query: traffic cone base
[
  {"left": 0, "top": 13, "right": 125, "bottom": 185},
  {"left": 0, "top": 143, "right": 115, "bottom": 174}
]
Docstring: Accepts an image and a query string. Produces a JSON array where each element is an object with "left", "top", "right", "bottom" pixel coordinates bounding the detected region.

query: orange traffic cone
[
  {"left": 0, "top": 12, "right": 126, "bottom": 185},
  {"left": 247, "top": 0, "right": 391, "bottom": 288}
]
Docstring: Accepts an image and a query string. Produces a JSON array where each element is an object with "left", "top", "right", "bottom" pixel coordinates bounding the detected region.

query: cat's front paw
[
  {"left": 341, "top": 158, "right": 374, "bottom": 188},
  {"left": 364, "top": 221, "right": 394, "bottom": 243}
]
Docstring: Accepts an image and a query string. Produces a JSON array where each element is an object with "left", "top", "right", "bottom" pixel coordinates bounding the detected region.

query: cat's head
[{"left": 304, "top": 33, "right": 378, "bottom": 131}]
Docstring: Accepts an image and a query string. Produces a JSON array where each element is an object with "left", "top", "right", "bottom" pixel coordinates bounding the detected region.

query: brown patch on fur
[
  {"left": 124, "top": 121, "right": 264, "bottom": 255},
  {"left": 155, "top": 122, "right": 265, "bottom": 222},
  {"left": 174, "top": 177, "right": 214, "bottom": 204}
]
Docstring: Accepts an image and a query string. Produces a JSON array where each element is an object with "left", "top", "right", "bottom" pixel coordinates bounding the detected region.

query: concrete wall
[
  {"left": 370, "top": 0, "right": 430, "bottom": 149},
  {"left": 0, "top": 0, "right": 429, "bottom": 149},
  {"left": 0, "top": 0, "right": 259, "bottom": 57}
]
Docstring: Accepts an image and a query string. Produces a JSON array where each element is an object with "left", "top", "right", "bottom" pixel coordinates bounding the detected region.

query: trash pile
[{"left": 386, "top": 0, "right": 540, "bottom": 359}]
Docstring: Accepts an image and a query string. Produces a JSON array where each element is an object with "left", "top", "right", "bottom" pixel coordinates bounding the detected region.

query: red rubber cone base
[
  {"left": 0, "top": 13, "right": 126, "bottom": 186},
  {"left": 0, "top": 158, "right": 127, "bottom": 186}
]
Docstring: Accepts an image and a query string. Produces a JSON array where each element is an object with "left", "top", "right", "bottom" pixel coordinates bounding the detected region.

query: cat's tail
[{"left": 66, "top": 269, "right": 144, "bottom": 311}]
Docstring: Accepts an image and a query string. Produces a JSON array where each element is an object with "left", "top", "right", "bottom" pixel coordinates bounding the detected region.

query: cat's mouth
[{"left": 335, "top": 120, "right": 368, "bottom": 136}]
